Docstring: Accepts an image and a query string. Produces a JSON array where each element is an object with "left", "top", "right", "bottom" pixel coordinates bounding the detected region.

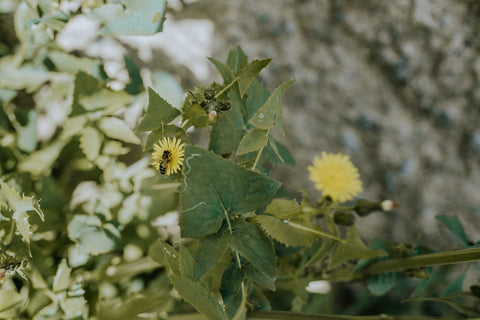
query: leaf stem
[{"left": 215, "top": 76, "right": 239, "bottom": 99}]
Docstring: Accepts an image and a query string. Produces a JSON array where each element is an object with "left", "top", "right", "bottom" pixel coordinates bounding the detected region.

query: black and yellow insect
[{"left": 159, "top": 150, "right": 172, "bottom": 174}]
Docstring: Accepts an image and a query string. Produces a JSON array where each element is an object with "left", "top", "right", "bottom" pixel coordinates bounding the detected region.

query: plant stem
[{"left": 329, "top": 246, "right": 480, "bottom": 282}]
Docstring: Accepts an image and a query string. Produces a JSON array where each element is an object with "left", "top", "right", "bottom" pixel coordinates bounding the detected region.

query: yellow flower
[
  {"left": 152, "top": 137, "right": 185, "bottom": 176},
  {"left": 308, "top": 152, "right": 362, "bottom": 202}
]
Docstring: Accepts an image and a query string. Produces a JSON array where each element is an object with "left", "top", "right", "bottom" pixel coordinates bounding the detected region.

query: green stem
[
  {"left": 330, "top": 246, "right": 480, "bottom": 282},
  {"left": 251, "top": 146, "right": 264, "bottom": 170},
  {"left": 215, "top": 76, "right": 239, "bottom": 99}
]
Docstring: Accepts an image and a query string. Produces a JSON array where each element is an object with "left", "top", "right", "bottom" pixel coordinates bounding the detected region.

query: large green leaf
[
  {"left": 98, "top": 0, "right": 166, "bottom": 36},
  {"left": 193, "top": 227, "right": 231, "bottom": 280},
  {"left": 249, "top": 79, "right": 295, "bottom": 134},
  {"left": 253, "top": 215, "right": 317, "bottom": 247},
  {"left": 180, "top": 145, "right": 281, "bottom": 238},
  {"left": 230, "top": 221, "right": 276, "bottom": 282},
  {"left": 170, "top": 275, "right": 227, "bottom": 320},
  {"left": 136, "top": 88, "right": 181, "bottom": 132}
]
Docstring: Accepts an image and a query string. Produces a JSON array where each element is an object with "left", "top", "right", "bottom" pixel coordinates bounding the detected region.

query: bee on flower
[
  {"left": 308, "top": 152, "right": 362, "bottom": 203},
  {"left": 152, "top": 137, "right": 185, "bottom": 176}
]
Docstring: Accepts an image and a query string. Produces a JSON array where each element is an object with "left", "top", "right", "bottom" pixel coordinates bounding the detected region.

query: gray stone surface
[{"left": 167, "top": 0, "right": 480, "bottom": 248}]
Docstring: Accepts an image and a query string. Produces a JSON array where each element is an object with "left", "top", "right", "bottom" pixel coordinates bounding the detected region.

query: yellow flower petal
[
  {"left": 152, "top": 137, "right": 185, "bottom": 175},
  {"left": 307, "top": 152, "right": 362, "bottom": 203}
]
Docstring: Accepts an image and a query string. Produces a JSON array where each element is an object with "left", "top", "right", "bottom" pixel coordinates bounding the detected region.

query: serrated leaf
[
  {"left": 208, "top": 57, "right": 235, "bottom": 84},
  {"left": 264, "top": 199, "right": 301, "bottom": 219},
  {"left": 0, "top": 180, "right": 44, "bottom": 253},
  {"left": 329, "top": 225, "right": 387, "bottom": 269},
  {"left": 149, "top": 240, "right": 180, "bottom": 276},
  {"left": 249, "top": 79, "right": 295, "bottom": 134},
  {"left": 53, "top": 259, "right": 71, "bottom": 293},
  {"left": 79, "top": 127, "right": 102, "bottom": 161},
  {"left": 238, "top": 59, "right": 271, "bottom": 97},
  {"left": 246, "top": 79, "right": 270, "bottom": 120},
  {"left": 99, "top": 0, "right": 166, "bottom": 36},
  {"left": 170, "top": 275, "right": 227, "bottom": 320},
  {"left": 67, "top": 215, "right": 121, "bottom": 256},
  {"left": 253, "top": 215, "right": 317, "bottom": 247},
  {"left": 242, "top": 259, "right": 275, "bottom": 291},
  {"left": 236, "top": 128, "right": 269, "bottom": 156},
  {"left": 436, "top": 215, "right": 470, "bottom": 247},
  {"left": 79, "top": 88, "right": 132, "bottom": 113},
  {"left": 230, "top": 221, "right": 276, "bottom": 281},
  {"left": 144, "top": 125, "right": 183, "bottom": 151},
  {"left": 19, "top": 140, "right": 66, "bottom": 176},
  {"left": 136, "top": 88, "right": 181, "bottom": 132},
  {"left": 193, "top": 228, "right": 231, "bottom": 280},
  {"left": 367, "top": 272, "right": 398, "bottom": 296},
  {"left": 16, "top": 109, "right": 37, "bottom": 153},
  {"left": 180, "top": 145, "right": 281, "bottom": 238},
  {"left": 98, "top": 117, "right": 140, "bottom": 144},
  {"left": 70, "top": 71, "right": 105, "bottom": 116}
]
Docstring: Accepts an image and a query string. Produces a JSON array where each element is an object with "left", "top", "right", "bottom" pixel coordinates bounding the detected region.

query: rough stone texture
[{"left": 163, "top": 0, "right": 480, "bottom": 248}]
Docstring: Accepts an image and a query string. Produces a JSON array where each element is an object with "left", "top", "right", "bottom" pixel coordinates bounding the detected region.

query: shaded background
[{"left": 138, "top": 0, "right": 480, "bottom": 249}]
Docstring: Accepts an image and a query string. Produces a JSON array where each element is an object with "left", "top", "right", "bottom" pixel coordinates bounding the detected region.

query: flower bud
[
  {"left": 333, "top": 210, "right": 355, "bottom": 226},
  {"left": 354, "top": 198, "right": 381, "bottom": 216},
  {"left": 381, "top": 200, "right": 398, "bottom": 211},
  {"left": 306, "top": 280, "right": 331, "bottom": 294},
  {"left": 208, "top": 110, "right": 217, "bottom": 121}
]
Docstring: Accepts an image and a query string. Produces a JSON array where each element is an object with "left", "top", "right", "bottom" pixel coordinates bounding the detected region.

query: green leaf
[
  {"left": 236, "top": 128, "right": 269, "bottom": 155},
  {"left": 0, "top": 289, "right": 23, "bottom": 318},
  {"left": 265, "top": 137, "right": 295, "bottom": 165},
  {"left": 19, "top": 140, "right": 66, "bottom": 176},
  {"left": 367, "top": 272, "right": 398, "bottom": 296},
  {"left": 180, "top": 145, "right": 281, "bottom": 238},
  {"left": 67, "top": 215, "right": 121, "bottom": 256},
  {"left": 151, "top": 71, "right": 184, "bottom": 109},
  {"left": 98, "top": 117, "right": 141, "bottom": 144},
  {"left": 193, "top": 228, "right": 231, "bottom": 280},
  {"left": 237, "top": 58, "right": 272, "bottom": 97},
  {"left": 79, "top": 88, "right": 132, "bottom": 114},
  {"left": 180, "top": 245, "right": 194, "bottom": 279},
  {"left": 0, "top": 180, "right": 44, "bottom": 252},
  {"left": 79, "top": 127, "right": 102, "bottom": 161},
  {"left": 220, "top": 262, "right": 244, "bottom": 319},
  {"left": 16, "top": 109, "right": 37, "bottom": 153},
  {"left": 242, "top": 259, "right": 275, "bottom": 291},
  {"left": 436, "top": 215, "right": 470, "bottom": 247},
  {"left": 136, "top": 88, "right": 181, "bottom": 132},
  {"left": 246, "top": 80, "right": 270, "bottom": 121},
  {"left": 209, "top": 94, "right": 245, "bottom": 155},
  {"left": 170, "top": 275, "right": 227, "bottom": 320},
  {"left": 52, "top": 259, "right": 71, "bottom": 293},
  {"left": 249, "top": 79, "right": 295, "bottom": 134},
  {"left": 329, "top": 225, "right": 387, "bottom": 269},
  {"left": 124, "top": 55, "right": 143, "bottom": 95},
  {"left": 182, "top": 102, "right": 210, "bottom": 128},
  {"left": 442, "top": 271, "right": 466, "bottom": 296},
  {"left": 208, "top": 57, "right": 235, "bottom": 84},
  {"left": 99, "top": 0, "right": 166, "bottom": 36},
  {"left": 70, "top": 71, "right": 105, "bottom": 116},
  {"left": 149, "top": 240, "right": 180, "bottom": 276},
  {"left": 253, "top": 215, "right": 317, "bottom": 247},
  {"left": 264, "top": 199, "right": 301, "bottom": 219},
  {"left": 230, "top": 221, "right": 276, "bottom": 281}
]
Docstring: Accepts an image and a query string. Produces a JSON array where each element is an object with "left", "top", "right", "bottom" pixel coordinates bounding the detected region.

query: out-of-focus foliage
[{"left": 1, "top": 1, "right": 479, "bottom": 320}]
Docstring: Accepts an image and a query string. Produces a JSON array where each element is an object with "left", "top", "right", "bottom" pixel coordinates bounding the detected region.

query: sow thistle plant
[{"left": 1, "top": 1, "right": 480, "bottom": 319}]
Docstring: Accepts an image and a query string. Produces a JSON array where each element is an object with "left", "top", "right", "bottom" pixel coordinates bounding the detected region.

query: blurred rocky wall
[{"left": 149, "top": 0, "right": 480, "bottom": 248}]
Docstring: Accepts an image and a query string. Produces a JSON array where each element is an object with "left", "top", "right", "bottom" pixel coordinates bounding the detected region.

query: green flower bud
[
  {"left": 333, "top": 210, "right": 355, "bottom": 226},
  {"left": 354, "top": 198, "right": 397, "bottom": 216}
]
